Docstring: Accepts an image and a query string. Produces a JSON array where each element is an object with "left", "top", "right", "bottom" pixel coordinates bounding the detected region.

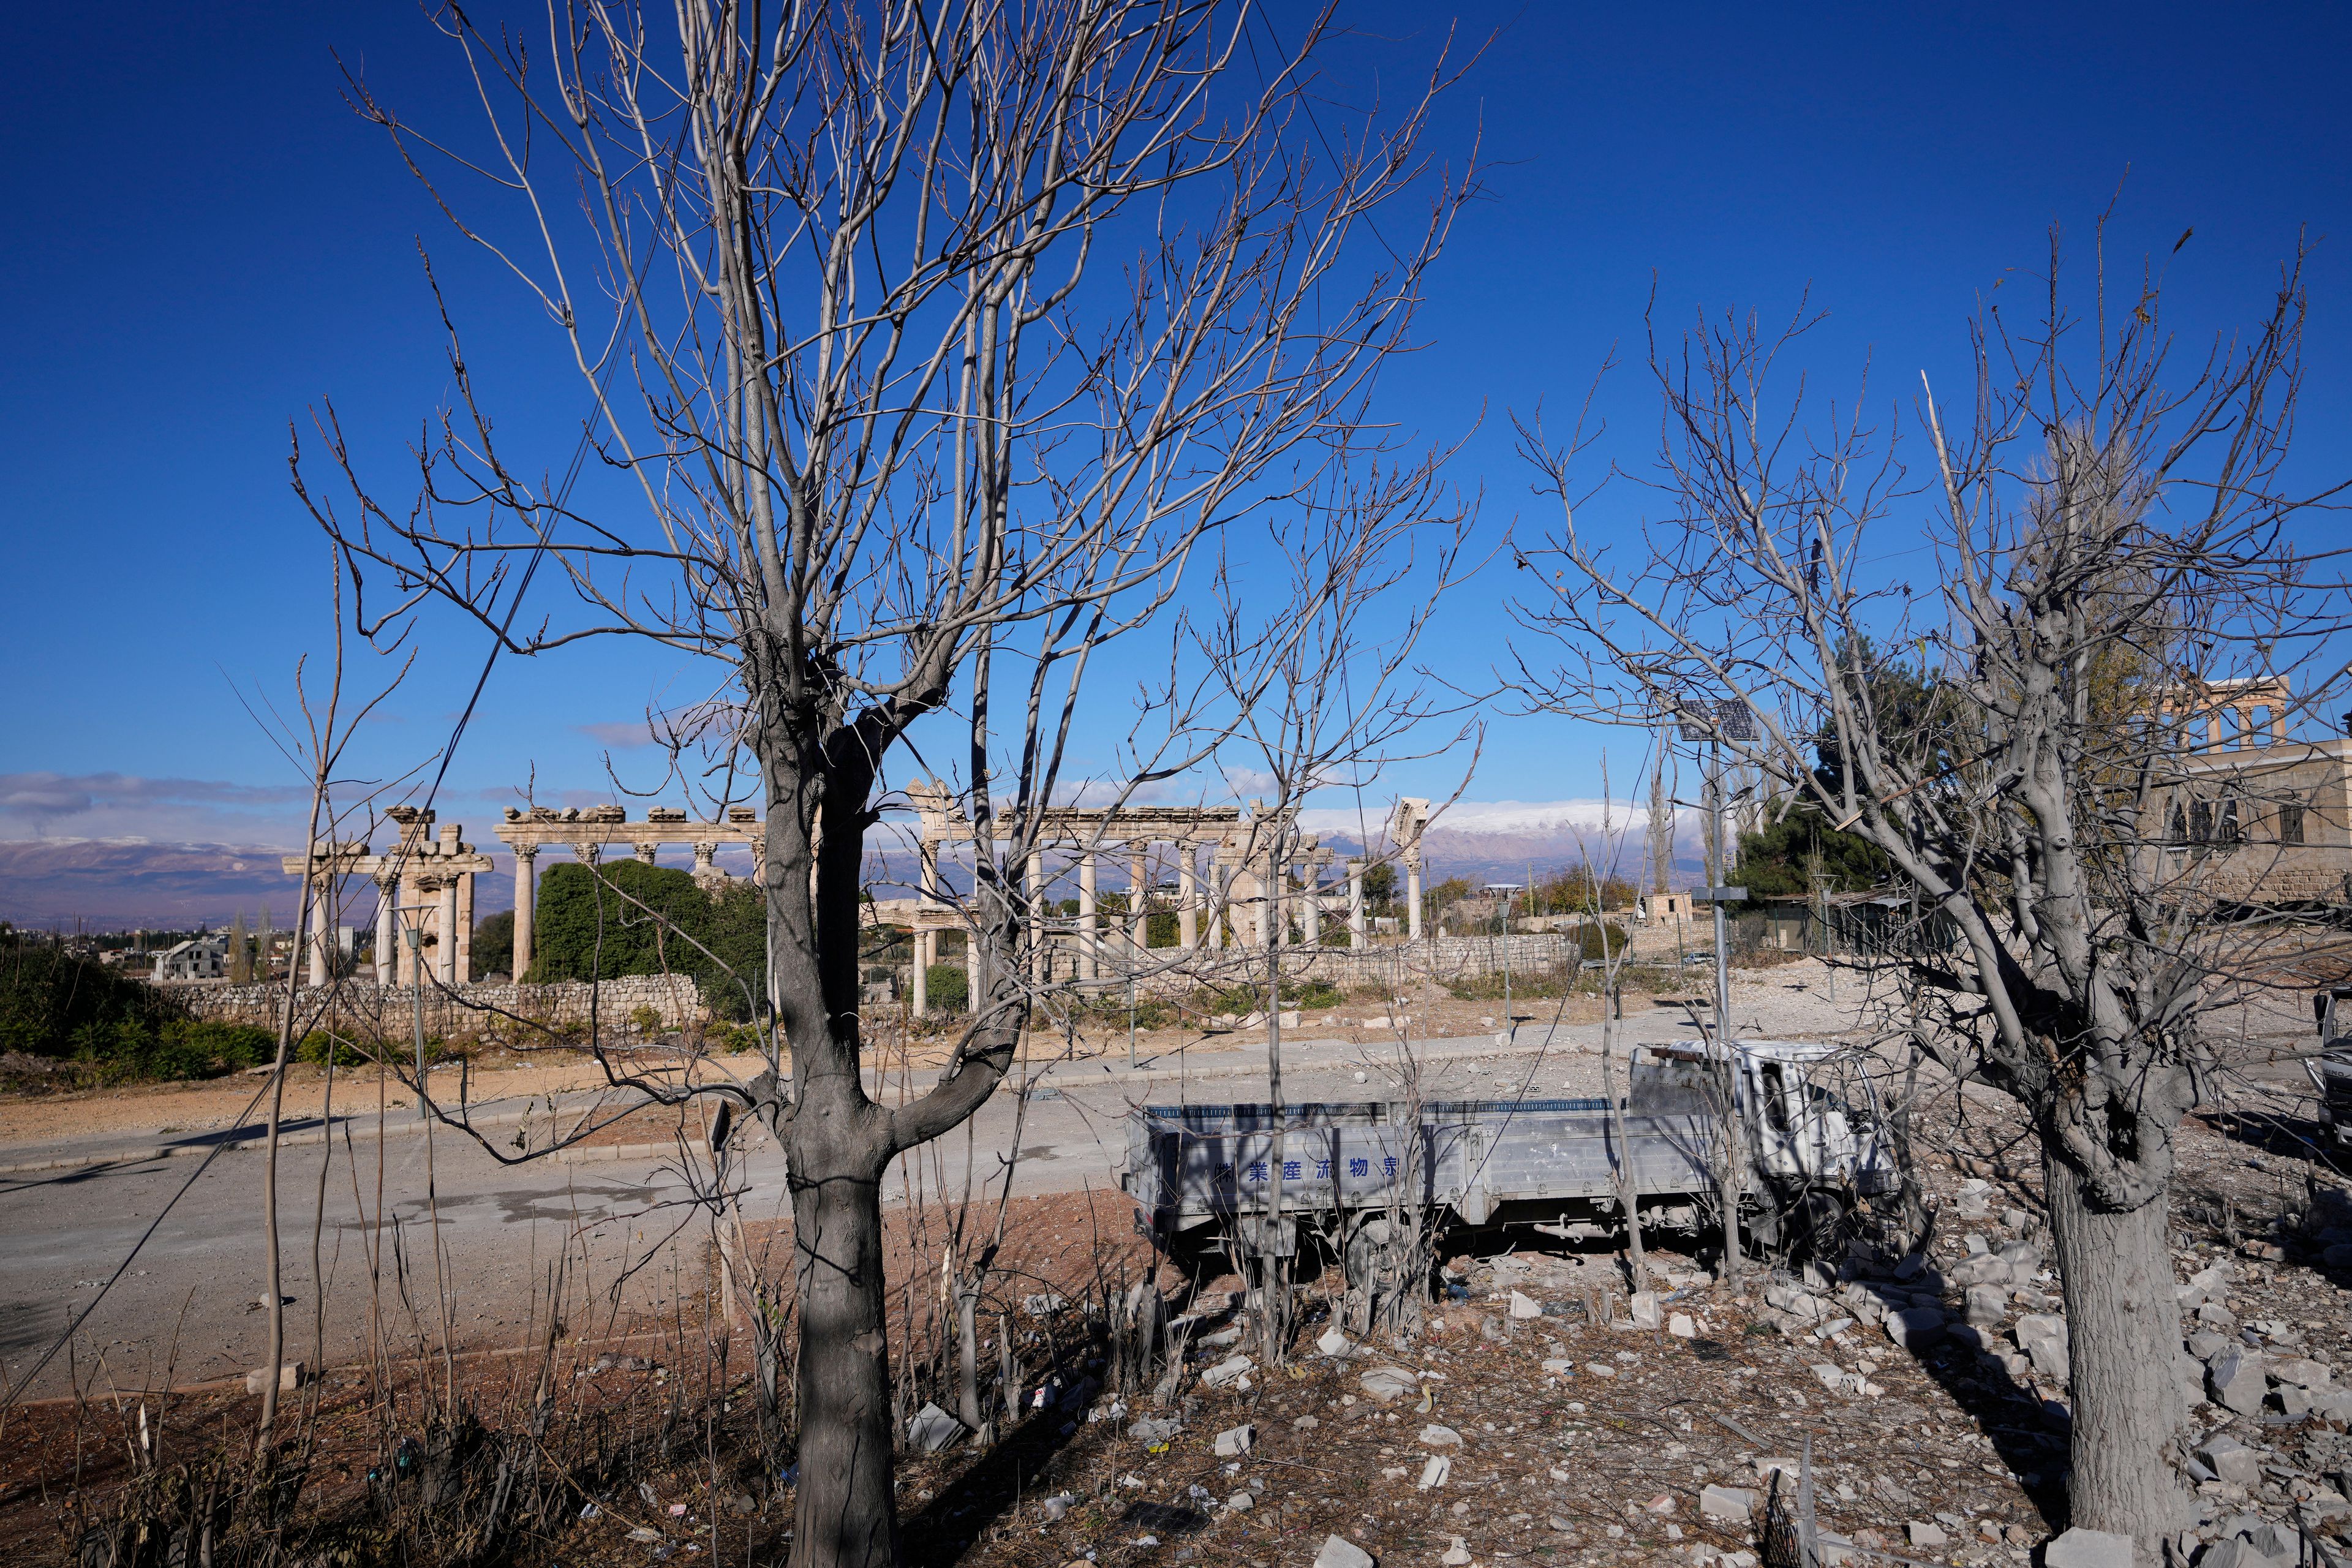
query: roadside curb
[{"left": 0, "top": 1113, "right": 714, "bottom": 1177}]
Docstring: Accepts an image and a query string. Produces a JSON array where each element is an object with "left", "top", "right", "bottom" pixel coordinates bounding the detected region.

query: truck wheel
[
  {"left": 1788, "top": 1189, "right": 1855, "bottom": 1263},
  {"left": 1344, "top": 1218, "right": 1397, "bottom": 1295}
]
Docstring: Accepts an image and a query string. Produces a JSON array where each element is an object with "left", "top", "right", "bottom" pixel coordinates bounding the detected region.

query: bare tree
[
  {"left": 300, "top": 5, "right": 1466, "bottom": 1562},
  {"left": 1197, "top": 451, "right": 1475, "bottom": 1357},
  {"left": 1512, "top": 221, "right": 2350, "bottom": 1549}
]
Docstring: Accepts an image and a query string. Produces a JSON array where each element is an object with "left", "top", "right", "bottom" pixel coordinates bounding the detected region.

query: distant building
[
  {"left": 1637, "top": 892, "right": 1692, "bottom": 924},
  {"left": 151, "top": 936, "right": 228, "bottom": 981},
  {"left": 2160, "top": 679, "right": 2352, "bottom": 907}
]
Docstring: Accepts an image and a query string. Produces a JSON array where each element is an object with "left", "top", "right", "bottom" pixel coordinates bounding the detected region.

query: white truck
[
  {"left": 2311, "top": 986, "right": 2352, "bottom": 1150},
  {"left": 1121, "top": 1038, "right": 1901, "bottom": 1288}
]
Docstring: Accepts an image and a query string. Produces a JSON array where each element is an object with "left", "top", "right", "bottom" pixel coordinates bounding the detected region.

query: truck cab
[
  {"left": 1633, "top": 1038, "right": 1898, "bottom": 1196},
  {"left": 2313, "top": 987, "right": 2352, "bottom": 1149}
]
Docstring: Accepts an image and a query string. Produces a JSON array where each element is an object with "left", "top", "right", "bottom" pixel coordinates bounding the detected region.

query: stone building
[
  {"left": 2160, "top": 679, "right": 2352, "bottom": 906},
  {"left": 149, "top": 935, "right": 228, "bottom": 981}
]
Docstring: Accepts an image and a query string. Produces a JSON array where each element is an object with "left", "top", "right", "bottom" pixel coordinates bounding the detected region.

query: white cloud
[{"left": 0, "top": 772, "right": 314, "bottom": 846}]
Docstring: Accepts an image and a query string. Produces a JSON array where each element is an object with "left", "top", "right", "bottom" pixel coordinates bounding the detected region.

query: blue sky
[{"left": 5, "top": 1, "right": 2350, "bottom": 915}]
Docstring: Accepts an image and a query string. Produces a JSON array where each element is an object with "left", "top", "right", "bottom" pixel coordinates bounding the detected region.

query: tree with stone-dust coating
[
  {"left": 1509, "top": 222, "right": 2350, "bottom": 1556},
  {"left": 296, "top": 7, "right": 1468, "bottom": 1565}
]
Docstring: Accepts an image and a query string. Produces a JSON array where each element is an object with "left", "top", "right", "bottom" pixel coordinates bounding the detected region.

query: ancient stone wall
[{"left": 170, "top": 974, "right": 712, "bottom": 1035}]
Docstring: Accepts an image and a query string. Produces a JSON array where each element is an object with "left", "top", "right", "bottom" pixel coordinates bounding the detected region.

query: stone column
[
  {"left": 1129, "top": 850, "right": 1148, "bottom": 954},
  {"left": 635, "top": 840, "right": 659, "bottom": 864},
  {"left": 1406, "top": 853, "right": 1424, "bottom": 941},
  {"left": 1027, "top": 848, "right": 1046, "bottom": 984},
  {"left": 1178, "top": 850, "right": 1199, "bottom": 951},
  {"left": 513, "top": 846, "right": 538, "bottom": 980},
  {"left": 398, "top": 870, "right": 423, "bottom": 986},
  {"left": 306, "top": 872, "right": 331, "bottom": 987},
  {"left": 374, "top": 876, "right": 396, "bottom": 986},
  {"left": 1348, "top": 860, "right": 1367, "bottom": 950},
  {"left": 437, "top": 875, "right": 461, "bottom": 985},
  {"left": 456, "top": 868, "right": 475, "bottom": 982},
  {"left": 1077, "top": 852, "right": 1098, "bottom": 981},
  {"left": 912, "top": 843, "right": 936, "bottom": 1019},
  {"left": 1302, "top": 868, "right": 1322, "bottom": 946}
]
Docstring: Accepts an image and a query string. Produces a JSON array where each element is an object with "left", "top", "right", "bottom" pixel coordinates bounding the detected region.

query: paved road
[{"left": 0, "top": 1003, "right": 1760, "bottom": 1403}]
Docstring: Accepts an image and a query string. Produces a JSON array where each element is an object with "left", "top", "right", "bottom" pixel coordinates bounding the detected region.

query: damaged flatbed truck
[{"left": 1121, "top": 1038, "right": 1901, "bottom": 1301}]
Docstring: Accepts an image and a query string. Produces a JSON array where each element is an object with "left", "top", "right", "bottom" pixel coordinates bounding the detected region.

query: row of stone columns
[{"left": 907, "top": 838, "right": 1434, "bottom": 1016}]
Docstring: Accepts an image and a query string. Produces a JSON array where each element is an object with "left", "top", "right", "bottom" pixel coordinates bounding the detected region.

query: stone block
[
  {"left": 2041, "top": 1526, "right": 2134, "bottom": 1568},
  {"left": 1510, "top": 1291, "right": 1544, "bottom": 1320},
  {"left": 1629, "top": 1291, "right": 1662, "bottom": 1330},
  {"left": 2193, "top": 1434, "right": 2262, "bottom": 1488},
  {"left": 1359, "top": 1366, "right": 1418, "bottom": 1403},
  {"left": 1313, "top": 1536, "right": 1376, "bottom": 1568},
  {"left": 1417, "top": 1454, "right": 1452, "bottom": 1490},
  {"left": 1964, "top": 1284, "right": 2009, "bottom": 1326},
  {"left": 1885, "top": 1307, "right": 1947, "bottom": 1349},
  {"left": 2015, "top": 1313, "right": 2070, "bottom": 1382},
  {"left": 1213, "top": 1423, "right": 1254, "bottom": 1457},
  {"left": 1668, "top": 1313, "right": 1697, "bottom": 1338},
  {"left": 1907, "top": 1520, "right": 1947, "bottom": 1549},
  {"left": 2268, "top": 1355, "right": 2334, "bottom": 1389},
  {"left": 2207, "top": 1348, "right": 2267, "bottom": 1417},
  {"left": 244, "top": 1362, "right": 305, "bottom": 1395},
  {"left": 907, "top": 1402, "right": 964, "bottom": 1453},
  {"left": 1700, "top": 1485, "right": 1755, "bottom": 1521}
]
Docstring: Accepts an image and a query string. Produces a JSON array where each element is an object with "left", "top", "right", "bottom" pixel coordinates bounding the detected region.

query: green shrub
[
  {"left": 0, "top": 944, "right": 186, "bottom": 1059},
  {"left": 299, "top": 1030, "right": 375, "bottom": 1068},
  {"left": 924, "top": 964, "right": 969, "bottom": 1012}
]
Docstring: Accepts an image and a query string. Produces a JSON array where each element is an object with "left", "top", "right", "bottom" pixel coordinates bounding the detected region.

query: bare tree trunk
[
  {"left": 2044, "top": 1149, "right": 2190, "bottom": 1551},
  {"left": 786, "top": 1126, "right": 899, "bottom": 1568},
  {"left": 954, "top": 1278, "right": 983, "bottom": 1431},
  {"left": 1600, "top": 1027, "right": 1646, "bottom": 1294}
]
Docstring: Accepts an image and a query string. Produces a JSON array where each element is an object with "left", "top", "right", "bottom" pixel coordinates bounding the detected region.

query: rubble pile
[{"left": 878, "top": 1096, "right": 2352, "bottom": 1568}]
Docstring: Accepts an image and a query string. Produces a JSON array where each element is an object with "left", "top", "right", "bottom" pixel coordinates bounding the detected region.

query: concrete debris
[
  {"left": 1418, "top": 1455, "right": 1452, "bottom": 1490},
  {"left": 2013, "top": 1313, "right": 2070, "bottom": 1382},
  {"left": 2269, "top": 1355, "right": 2334, "bottom": 1389},
  {"left": 1313, "top": 1536, "right": 1376, "bottom": 1568},
  {"left": 1419, "top": 1423, "right": 1463, "bottom": 1447},
  {"left": 1359, "top": 1366, "right": 1420, "bottom": 1403},
  {"left": 1317, "top": 1327, "right": 1352, "bottom": 1357},
  {"left": 1906, "top": 1520, "right": 1947, "bottom": 1549},
  {"left": 1510, "top": 1291, "right": 1544, "bottom": 1319},
  {"left": 1128, "top": 1416, "right": 1182, "bottom": 1444},
  {"left": 244, "top": 1362, "right": 306, "bottom": 1395},
  {"left": 1213, "top": 1423, "right": 1255, "bottom": 1457},
  {"left": 1480, "top": 1314, "right": 1510, "bottom": 1343},
  {"left": 1629, "top": 1291, "right": 1662, "bottom": 1330},
  {"left": 2207, "top": 1347, "right": 2267, "bottom": 1417},
  {"left": 1668, "top": 1313, "right": 1697, "bottom": 1338},
  {"left": 906, "top": 1401, "right": 965, "bottom": 1453},
  {"left": 1440, "top": 1537, "right": 1472, "bottom": 1566},
  {"left": 1225, "top": 1491, "right": 1253, "bottom": 1512},
  {"left": 1200, "top": 1352, "right": 1254, "bottom": 1389},
  {"left": 1884, "top": 1307, "right": 1947, "bottom": 1349},
  {"left": 1040, "top": 1491, "right": 1076, "bottom": 1521},
  {"left": 1964, "top": 1284, "right": 2009, "bottom": 1326},
  {"left": 2041, "top": 1526, "right": 2133, "bottom": 1568},
  {"left": 2193, "top": 1433, "right": 2263, "bottom": 1488},
  {"left": 1698, "top": 1485, "right": 1754, "bottom": 1521}
]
